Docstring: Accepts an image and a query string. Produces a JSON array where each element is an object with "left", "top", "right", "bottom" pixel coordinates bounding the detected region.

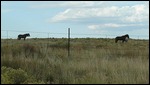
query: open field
[{"left": 1, "top": 38, "right": 149, "bottom": 84}]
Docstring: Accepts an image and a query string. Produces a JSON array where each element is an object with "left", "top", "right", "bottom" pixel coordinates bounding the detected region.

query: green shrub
[
  {"left": 1, "top": 66, "right": 45, "bottom": 84},
  {"left": 1, "top": 66, "right": 28, "bottom": 84},
  {"left": 1, "top": 74, "right": 11, "bottom": 84}
]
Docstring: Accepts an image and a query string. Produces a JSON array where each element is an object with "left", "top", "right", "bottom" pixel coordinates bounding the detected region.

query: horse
[
  {"left": 17, "top": 33, "right": 30, "bottom": 40},
  {"left": 115, "top": 34, "right": 129, "bottom": 43}
]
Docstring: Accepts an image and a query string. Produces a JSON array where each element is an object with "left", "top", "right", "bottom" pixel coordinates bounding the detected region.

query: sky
[{"left": 1, "top": 1, "right": 149, "bottom": 39}]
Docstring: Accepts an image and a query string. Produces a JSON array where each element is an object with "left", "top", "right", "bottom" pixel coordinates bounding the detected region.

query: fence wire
[
  {"left": 1, "top": 30, "right": 149, "bottom": 39},
  {"left": 1, "top": 30, "right": 149, "bottom": 58}
]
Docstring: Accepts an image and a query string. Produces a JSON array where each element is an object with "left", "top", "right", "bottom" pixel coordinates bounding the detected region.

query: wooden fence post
[{"left": 68, "top": 28, "right": 70, "bottom": 57}]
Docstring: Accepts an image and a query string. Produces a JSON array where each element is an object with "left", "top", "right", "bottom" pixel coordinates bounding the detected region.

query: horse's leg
[
  {"left": 115, "top": 38, "right": 118, "bottom": 43},
  {"left": 116, "top": 40, "right": 118, "bottom": 43}
]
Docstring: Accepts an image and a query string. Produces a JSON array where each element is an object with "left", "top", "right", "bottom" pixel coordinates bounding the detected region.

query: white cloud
[
  {"left": 48, "top": 2, "right": 149, "bottom": 23},
  {"left": 103, "top": 23, "right": 120, "bottom": 28},
  {"left": 88, "top": 23, "right": 120, "bottom": 30},
  {"left": 50, "top": 9, "right": 71, "bottom": 22},
  {"left": 49, "top": 6, "right": 119, "bottom": 23},
  {"left": 121, "top": 3, "right": 149, "bottom": 22},
  {"left": 29, "top": 1, "right": 149, "bottom": 39},
  {"left": 88, "top": 25, "right": 99, "bottom": 30},
  {"left": 88, "top": 23, "right": 145, "bottom": 30}
]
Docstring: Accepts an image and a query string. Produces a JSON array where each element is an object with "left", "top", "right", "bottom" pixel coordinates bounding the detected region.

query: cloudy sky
[{"left": 1, "top": 1, "right": 149, "bottom": 39}]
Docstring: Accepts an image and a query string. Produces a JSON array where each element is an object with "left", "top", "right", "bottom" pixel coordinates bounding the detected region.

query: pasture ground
[{"left": 1, "top": 38, "right": 149, "bottom": 84}]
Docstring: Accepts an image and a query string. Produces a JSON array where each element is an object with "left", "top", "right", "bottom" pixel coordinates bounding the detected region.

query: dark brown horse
[
  {"left": 17, "top": 33, "right": 30, "bottom": 40},
  {"left": 115, "top": 34, "right": 129, "bottom": 43}
]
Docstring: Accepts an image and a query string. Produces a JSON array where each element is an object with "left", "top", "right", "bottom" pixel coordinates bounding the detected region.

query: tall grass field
[{"left": 1, "top": 38, "right": 149, "bottom": 84}]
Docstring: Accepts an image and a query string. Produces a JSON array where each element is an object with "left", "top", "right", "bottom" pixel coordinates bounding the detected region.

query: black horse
[
  {"left": 115, "top": 34, "right": 129, "bottom": 43},
  {"left": 17, "top": 33, "right": 30, "bottom": 40}
]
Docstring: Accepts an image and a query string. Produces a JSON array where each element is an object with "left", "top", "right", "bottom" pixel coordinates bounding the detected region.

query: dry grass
[{"left": 1, "top": 38, "right": 149, "bottom": 84}]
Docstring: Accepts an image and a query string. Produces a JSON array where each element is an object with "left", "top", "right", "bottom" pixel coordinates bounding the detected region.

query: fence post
[
  {"left": 47, "top": 33, "right": 50, "bottom": 49},
  {"left": 48, "top": 33, "right": 50, "bottom": 43},
  {"left": 7, "top": 31, "right": 8, "bottom": 46},
  {"left": 68, "top": 28, "right": 70, "bottom": 57}
]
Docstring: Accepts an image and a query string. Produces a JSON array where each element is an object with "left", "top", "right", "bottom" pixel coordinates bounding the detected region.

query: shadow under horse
[
  {"left": 115, "top": 34, "right": 129, "bottom": 43},
  {"left": 17, "top": 33, "right": 30, "bottom": 40}
]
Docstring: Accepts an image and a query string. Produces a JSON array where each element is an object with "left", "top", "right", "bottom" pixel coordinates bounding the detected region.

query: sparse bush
[
  {"left": 1, "top": 66, "right": 44, "bottom": 84},
  {"left": 1, "top": 66, "right": 28, "bottom": 84}
]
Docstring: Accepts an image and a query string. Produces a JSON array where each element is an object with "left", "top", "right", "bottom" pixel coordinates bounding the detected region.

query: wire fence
[
  {"left": 1, "top": 30, "right": 149, "bottom": 39},
  {"left": 1, "top": 30, "right": 149, "bottom": 57}
]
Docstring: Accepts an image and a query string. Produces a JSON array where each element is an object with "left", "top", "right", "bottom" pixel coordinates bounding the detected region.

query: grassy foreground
[{"left": 1, "top": 38, "right": 149, "bottom": 84}]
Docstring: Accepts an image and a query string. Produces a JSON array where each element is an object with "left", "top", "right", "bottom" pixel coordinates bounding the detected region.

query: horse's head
[
  {"left": 124, "top": 34, "right": 129, "bottom": 42},
  {"left": 125, "top": 34, "right": 129, "bottom": 39}
]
